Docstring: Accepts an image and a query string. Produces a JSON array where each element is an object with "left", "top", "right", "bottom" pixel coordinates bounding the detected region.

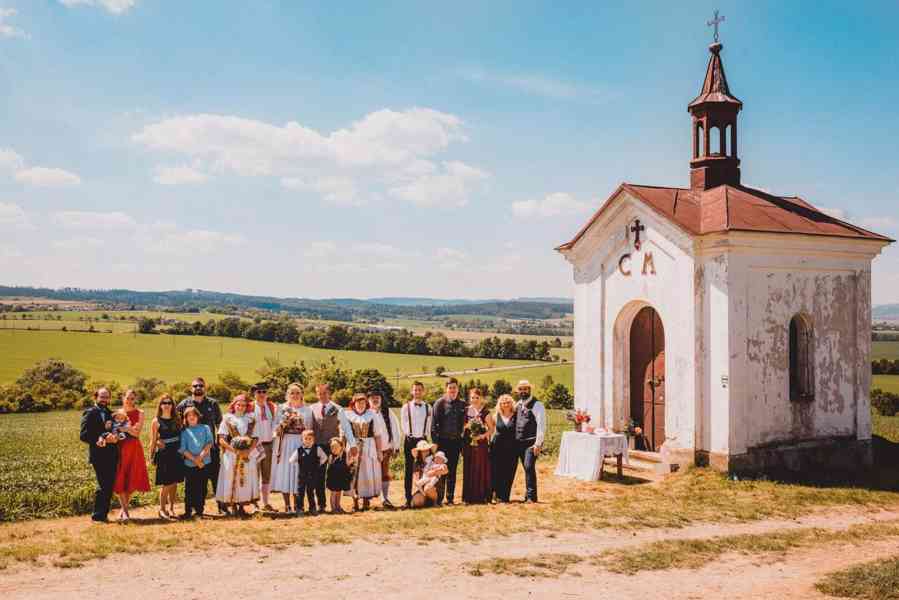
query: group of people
[{"left": 79, "top": 375, "right": 546, "bottom": 523}]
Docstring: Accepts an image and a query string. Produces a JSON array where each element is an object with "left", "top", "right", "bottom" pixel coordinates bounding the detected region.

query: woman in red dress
[
  {"left": 462, "top": 388, "right": 494, "bottom": 504},
  {"left": 112, "top": 389, "right": 151, "bottom": 521}
]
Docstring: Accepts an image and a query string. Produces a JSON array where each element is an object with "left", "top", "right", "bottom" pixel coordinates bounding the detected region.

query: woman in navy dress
[{"left": 489, "top": 394, "right": 518, "bottom": 503}]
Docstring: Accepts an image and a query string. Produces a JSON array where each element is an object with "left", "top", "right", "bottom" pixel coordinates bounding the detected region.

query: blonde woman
[
  {"left": 112, "top": 389, "right": 151, "bottom": 521},
  {"left": 490, "top": 394, "right": 518, "bottom": 502},
  {"left": 271, "top": 383, "right": 315, "bottom": 512}
]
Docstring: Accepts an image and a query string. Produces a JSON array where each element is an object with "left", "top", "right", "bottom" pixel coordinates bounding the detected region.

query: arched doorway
[{"left": 629, "top": 306, "right": 665, "bottom": 452}]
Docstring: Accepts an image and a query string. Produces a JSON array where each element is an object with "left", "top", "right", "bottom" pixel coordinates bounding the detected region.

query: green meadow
[{"left": 0, "top": 330, "right": 531, "bottom": 385}]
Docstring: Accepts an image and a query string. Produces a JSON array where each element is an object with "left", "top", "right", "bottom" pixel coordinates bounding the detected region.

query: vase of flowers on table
[
  {"left": 624, "top": 419, "right": 642, "bottom": 450},
  {"left": 566, "top": 409, "right": 591, "bottom": 432}
]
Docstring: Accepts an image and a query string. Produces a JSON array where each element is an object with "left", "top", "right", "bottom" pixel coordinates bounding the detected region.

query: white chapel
[{"left": 557, "top": 38, "right": 893, "bottom": 474}]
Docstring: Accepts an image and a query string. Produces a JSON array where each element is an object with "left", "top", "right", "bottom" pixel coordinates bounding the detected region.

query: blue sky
[{"left": 0, "top": 1, "right": 896, "bottom": 302}]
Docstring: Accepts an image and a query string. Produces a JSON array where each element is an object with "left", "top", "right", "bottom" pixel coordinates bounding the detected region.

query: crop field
[
  {"left": 0, "top": 310, "right": 247, "bottom": 335},
  {"left": 874, "top": 375, "right": 899, "bottom": 394},
  {"left": 0, "top": 407, "right": 569, "bottom": 521},
  {"left": 0, "top": 330, "right": 532, "bottom": 385}
]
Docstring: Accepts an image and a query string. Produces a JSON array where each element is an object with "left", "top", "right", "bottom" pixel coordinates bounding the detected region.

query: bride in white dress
[{"left": 270, "top": 383, "right": 315, "bottom": 512}]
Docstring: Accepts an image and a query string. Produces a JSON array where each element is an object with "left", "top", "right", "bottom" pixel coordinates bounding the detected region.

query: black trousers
[
  {"left": 517, "top": 442, "right": 539, "bottom": 502},
  {"left": 314, "top": 444, "right": 329, "bottom": 508},
  {"left": 490, "top": 444, "right": 519, "bottom": 502},
  {"left": 403, "top": 436, "right": 425, "bottom": 502},
  {"left": 435, "top": 437, "right": 462, "bottom": 503},
  {"left": 90, "top": 457, "right": 117, "bottom": 521},
  {"left": 184, "top": 464, "right": 209, "bottom": 515},
  {"left": 296, "top": 478, "right": 318, "bottom": 512}
]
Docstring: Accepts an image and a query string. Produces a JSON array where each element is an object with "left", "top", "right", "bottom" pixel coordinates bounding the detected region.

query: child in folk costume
[
  {"left": 326, "top": 437, "right": 352, "bottom": 514},
  {"left": 288, "top": 429, "right": 327, "bottom": 516},
  {"left": 368, "top": 391, "right": 401, "bottom": 508},
  {"left": 344, "top": 393, "right": 388, "bottom": 511},
  {"left": 270, "top": 383, "right": 315, "bottom": 512},
  {"left": 215, "top": 395, "right": 260, "bottom": 516}
]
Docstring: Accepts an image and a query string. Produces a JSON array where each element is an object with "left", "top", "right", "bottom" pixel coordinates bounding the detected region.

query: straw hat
[
  {"left": 516, "top": 379, "right": 532, "bottom": 391},
  {"left": 411, "top": 440, "right": 437, "bottom": 458}
]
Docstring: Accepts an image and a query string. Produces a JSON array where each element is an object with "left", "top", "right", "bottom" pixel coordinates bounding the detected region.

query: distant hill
[
  {"left": 0, "top": 286, "right": 572, "bottom": 321},
  {"left": 874, "top": 304, "right": 899, "bottom": 321}
]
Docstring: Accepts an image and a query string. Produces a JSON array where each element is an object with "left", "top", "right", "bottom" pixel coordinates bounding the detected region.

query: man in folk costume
[
  {"left": 176, "top": 376, "right": 226, "bottom": 515},
  {"left": 345, "top": 392, "right": 387, "bottom": 511},
  {"left": 400, "top": 381, "right": 432, "bottom": 508},
  {"left": 250, "top": 382, "right": 278, "bottom": 511},
  {"left": 431, "top": 377, "right": 466, "bottom": 505},
  {"left": 513, "top": 380, "right": 546, "bottom": 503},
  {"left": 79, "top": 387, "right": 119, "bottom": 522},
  {"left": 310, "top": 383, "right": 356, "bottom": 510},
  {"left": 368, "top": 389, "right": 401, "bottom": 508}
]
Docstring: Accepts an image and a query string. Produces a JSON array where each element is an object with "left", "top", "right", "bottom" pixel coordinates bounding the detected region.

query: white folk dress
[
  {"left": 215, "top": 413, "right": 260, "bottom": 504},
  {"left": 344, "top": 408, "right": 387, "bottom": 499},
  {"left": 271, "top": 404, "right": 315, "bottom": 494}
]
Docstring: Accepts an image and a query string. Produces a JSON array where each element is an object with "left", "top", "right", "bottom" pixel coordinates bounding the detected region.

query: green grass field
[
  {"left": 0, "top": 407, "right": 569, "bottom": 521},
  {"left": 873, "top": 341, "right": 899, "bottom": 360},
  {"left": 874, "top": 375, "right": 899, "bottom": 394},
  {"left": 0, "top": 330, "right": 532, "bottom": 385}
]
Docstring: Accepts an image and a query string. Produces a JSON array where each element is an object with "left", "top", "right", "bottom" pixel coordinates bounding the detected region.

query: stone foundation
[{"left": 705, "top": 436, "right": 873, "bottom": 477}]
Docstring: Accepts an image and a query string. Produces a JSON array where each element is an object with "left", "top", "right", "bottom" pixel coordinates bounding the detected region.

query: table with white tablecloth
[{"left": 554, "top": 431, "right": 629, "bottom": 481}]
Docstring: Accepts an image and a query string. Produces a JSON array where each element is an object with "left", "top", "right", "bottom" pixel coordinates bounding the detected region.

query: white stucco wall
[
  {"left": 565, "top": 192, "right": 697, "bottom": 456},
  {"left": 720, "top": 234, "right": 882, "bottom": 456}
]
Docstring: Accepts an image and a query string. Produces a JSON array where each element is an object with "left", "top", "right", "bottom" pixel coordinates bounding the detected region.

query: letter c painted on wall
[{"left": 618, "top": 254, "right": 631, "bottom": 276}]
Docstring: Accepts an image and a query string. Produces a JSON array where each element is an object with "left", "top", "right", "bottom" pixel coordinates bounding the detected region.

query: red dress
[
  {"left": 113, "top": 409, "right": 151, "bottom": 494},
  {"left": 462, "top": 407, "right": 492, "bottom": 504}
]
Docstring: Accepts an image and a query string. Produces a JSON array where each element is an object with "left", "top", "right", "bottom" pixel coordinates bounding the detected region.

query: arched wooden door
[{"left": 629, "top": 306, "right": 665, "bottom": 452}]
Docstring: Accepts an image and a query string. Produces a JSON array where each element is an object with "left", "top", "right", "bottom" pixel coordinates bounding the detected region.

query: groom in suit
[{"left": 79, "top": 387, "right": 119, "bottom": 522}]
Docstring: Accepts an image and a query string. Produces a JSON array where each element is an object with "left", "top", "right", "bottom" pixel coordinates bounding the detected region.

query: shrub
[
  {"left": 543, "top": 383, "right": 574, "bottom": 410},
  {"left": 205, "top": 383, "right": 232, "bottom": 404},
  {"left": 871, "top": 388, "right": 899, "bottom": 417},
  {"left": 16, "top": 359, "right": 87, "bottom": 394},
  {"left": 131, "top": 377, "right": 167, "bottom": 405}
]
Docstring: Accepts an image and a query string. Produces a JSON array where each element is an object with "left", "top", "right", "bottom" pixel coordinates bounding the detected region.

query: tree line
[
  {"left": 872, "top": 359, "right": 899, "bottom": 375},
  {"left": 0, "top": 357, "right": 574, "bottom": 414},
  {"left": 149, "top": 318, "right": 556, "bottom": 362}
]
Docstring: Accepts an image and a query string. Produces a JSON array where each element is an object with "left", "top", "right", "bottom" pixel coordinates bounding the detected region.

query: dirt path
[
  {"left": 404, "top": 361, "right": 567, "bottom": 379},
  {"left": 3, "top": 507, "right": 898, "bottom": 599}
]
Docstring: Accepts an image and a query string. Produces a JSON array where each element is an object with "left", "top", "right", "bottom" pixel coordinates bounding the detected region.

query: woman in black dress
[
  {"left": 490, "top": 394, "right": 518, "bottom": 503},
  {"left": 148, "top": 394, "right": 184, "bottom": 519}
]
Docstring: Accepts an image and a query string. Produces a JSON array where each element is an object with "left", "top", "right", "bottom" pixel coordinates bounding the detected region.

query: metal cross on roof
[{"left": 707, "top": 9, "right": 725, "bottom": 43}]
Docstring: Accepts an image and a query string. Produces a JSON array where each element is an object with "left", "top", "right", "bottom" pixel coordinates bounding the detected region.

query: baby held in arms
[
  {"left": 97, "top": 410, "right": 131, "bottom": 446},
  {"left": 415, "top": 450, "right": 449, "bottom": 495}
]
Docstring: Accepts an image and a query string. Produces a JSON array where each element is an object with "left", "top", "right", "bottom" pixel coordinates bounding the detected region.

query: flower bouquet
[
  {"left": 565, "top": 409, "right": 591, "bottom": 432},
  {"left": 467, "top": 418, "right": 487, "bottom": 446},
  {"left": 230, "top": 435, "right": 254, "bottom": 489}
]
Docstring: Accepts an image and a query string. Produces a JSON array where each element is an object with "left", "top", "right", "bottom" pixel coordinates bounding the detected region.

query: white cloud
[
  {"left": 0, "top": 148, "right": 25, "bottom": 171},
  {"left": 15, "top": 167, "right": 82, "bottom": 187},
  {"left": 0, "top": 8, "right": 28, "bottom": 39},
  {"left": 512, "top": 192, "right": 591, "bottom": 219},
  {"left": 58, "top": 0, "right": 136, "bottom": 15},
  {"left": 52, "top": 237, "right": 105, "bottom": 250},
  {"left": 52, "top": 210, "right": 137, "bottom": 230},
  {"left": 460, "top": 67, "right": 610, "bottom": 102},
  {"left": 143, "top": 229, "right": 246, "bottom": 255},
  {"left": 133, "top": 108, "right": 484, "bottom": 208},
  {"left": 0, "top": 202, "right": 30, "bottom": 229},
  {"left": 153, "top": 165, "right": 208, "bottom": 185},
  {"left": 388, "top": 161, "right": 488, "bottom": 207},
  {"left": 435, "top": 247, "right": 468, "bottom": 270},
  {"left": 281, "top": 176, "right": 363, "bottom": 206}
]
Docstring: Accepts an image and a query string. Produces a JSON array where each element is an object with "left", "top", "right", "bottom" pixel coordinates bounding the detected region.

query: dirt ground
[{"left": 2, "top": 507, "right": 899, "bottom": 599}]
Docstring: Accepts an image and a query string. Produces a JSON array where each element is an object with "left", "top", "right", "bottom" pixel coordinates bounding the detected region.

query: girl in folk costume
[
  {"left": 270, "top": 383, "right": 315, "bottom": 512},
  {"left": 215, "top": 394, "right": 260, "bottom": 515},
  {"left": 325, "top": 436, "right": 352, "bottom": 514},
  {"left": 368, "top": 390, "right": 401, "bottom": 508},
  {"left": 112, "top": 389, "right": 151, "bottom": 522},
  {"left": 345, "top": 393, "right": 387, "bottom": 511},
  {"left": 462, "top": 387, "right": 494, "bottom": 504}
]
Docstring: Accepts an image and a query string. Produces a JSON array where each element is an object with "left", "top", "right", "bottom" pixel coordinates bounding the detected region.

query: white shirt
[
  {"left": 288, "top": 445, "right": 328, "bottom": 466},
  {"left": 252, "top": 401, "right": 276, "bottom": 442},
  {"left": 400, "top": 401, "right": 432, "bottom": 439}
]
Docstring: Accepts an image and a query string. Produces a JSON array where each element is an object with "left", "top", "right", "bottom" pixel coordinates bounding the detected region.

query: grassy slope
[
  {"left": 0, "top": 330, "right": 528, "bottom": 385},
  {"left": 873, "top": 341, "right": 899, "bottom": 360}
]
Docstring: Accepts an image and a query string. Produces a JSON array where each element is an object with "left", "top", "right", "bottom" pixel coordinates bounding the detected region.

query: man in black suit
[
  {"left": 79, "top": 387, "right": 119, "bottom": 522},
  {"left": 430, "top": 378, "right": 466, "bottom": 505}
]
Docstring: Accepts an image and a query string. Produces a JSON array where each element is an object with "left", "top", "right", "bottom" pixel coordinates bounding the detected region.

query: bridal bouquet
[{"left": 467, "top": 418, "right": 487, "bottom": 446}]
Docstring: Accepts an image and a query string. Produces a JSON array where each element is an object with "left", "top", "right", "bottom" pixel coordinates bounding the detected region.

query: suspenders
[{"left": 405, "top": 402, "right": 430, "bottom": 439}]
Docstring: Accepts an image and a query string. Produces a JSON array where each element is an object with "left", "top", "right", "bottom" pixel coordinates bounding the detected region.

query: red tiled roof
[{"left": 556, "top": 183, "right": 894, "bottom": 251}]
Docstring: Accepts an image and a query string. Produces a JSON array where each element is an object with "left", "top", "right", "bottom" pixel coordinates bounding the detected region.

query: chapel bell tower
[{"left": 688, "top": 40, "right": 742, "bottom": 191}]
